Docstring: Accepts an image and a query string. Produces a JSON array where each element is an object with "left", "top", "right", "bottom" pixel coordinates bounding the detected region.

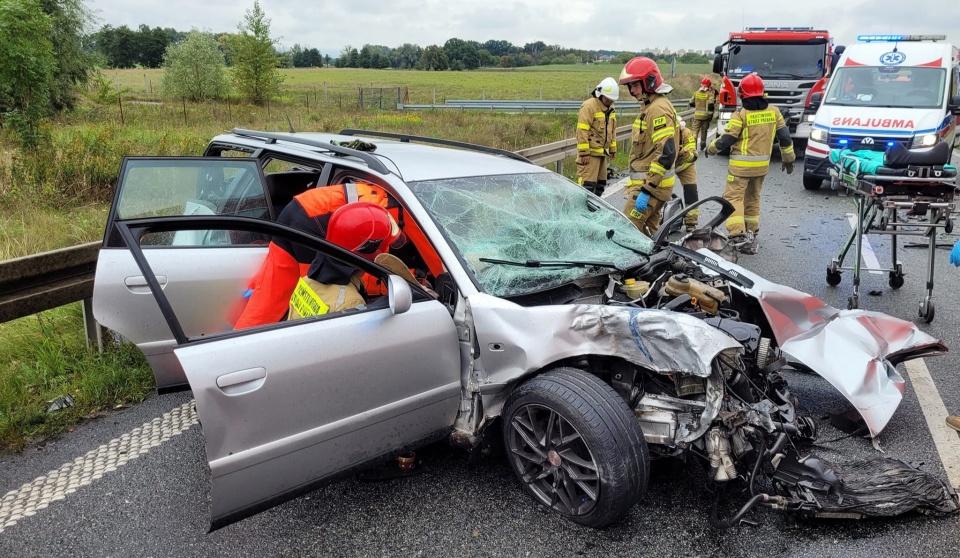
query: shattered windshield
[{"left": 410, "top": 172, "right": 652, "bottom": 297}]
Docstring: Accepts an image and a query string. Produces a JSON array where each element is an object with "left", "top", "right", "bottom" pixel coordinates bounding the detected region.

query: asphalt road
[{"left": 2, "top": 148, "right": 960, "bottom": 558}]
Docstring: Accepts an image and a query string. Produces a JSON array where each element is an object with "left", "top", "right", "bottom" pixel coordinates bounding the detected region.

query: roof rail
[
  {"left": 230, "top": 129, "right": 391, "bottom": 175},
  {"left": 339, "top": 129, "right": 533, "bottom": 164}
]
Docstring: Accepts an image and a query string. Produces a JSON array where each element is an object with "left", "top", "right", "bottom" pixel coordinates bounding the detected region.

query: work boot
[
  {"left": 947, "top": 416, "right": 960, "bottom": 432},
  {"left": 739, "top": 231, "right": 759, "bottom": 255}
]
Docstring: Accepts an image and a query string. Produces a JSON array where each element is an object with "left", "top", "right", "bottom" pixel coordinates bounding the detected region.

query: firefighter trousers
[
  {"left": 722, "top": 173, "right": 764, "bottom": 237},
  {"left": 577, "top": 155, "right": 608, "bottom": 195},
  {"left": 691, "top": 117, "right": 712, "bottom": 149}
]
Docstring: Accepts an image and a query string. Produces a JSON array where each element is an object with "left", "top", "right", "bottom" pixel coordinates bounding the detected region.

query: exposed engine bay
[
  {"left": 487, "top": 198, "right": 957, "bottom": 527},
  {"left": 598, "top": 205, "right": 956, "bottom": 526}
]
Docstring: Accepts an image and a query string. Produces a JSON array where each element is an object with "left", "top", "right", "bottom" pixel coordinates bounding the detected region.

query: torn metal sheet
[
  {"left": 470, "top": 294, "right": 741, "bottom": 385},
  {"left": 696, "top": 249, "right": 947, "bottom": 437}
]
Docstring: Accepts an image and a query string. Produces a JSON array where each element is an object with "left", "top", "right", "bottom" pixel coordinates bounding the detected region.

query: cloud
[{"left": 87, "top": 0, "right": 960, "bottom": 55}]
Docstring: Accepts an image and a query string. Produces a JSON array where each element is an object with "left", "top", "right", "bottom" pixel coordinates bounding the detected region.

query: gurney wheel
[
  {"left": 919, "top": 300, "right": 935, "bottom": 323},
  {"left": 888, "top": 271, "right": 905, "bottom": 289},
  {"left": 946, "top": 219, "right": 954, "bottom": 234},
  {"left": 826, "top": 269, "right": 842, "bottom": 286},
  {"left": 847, "top": 296, "right": 859, "bottom": 310}
]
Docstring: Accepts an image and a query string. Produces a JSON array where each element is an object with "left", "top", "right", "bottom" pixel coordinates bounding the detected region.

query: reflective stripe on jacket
[
  {"left": 689, "top": 87, "right": 717, "bottom": 120},
  {"left": 628, "top": 93, "right": 680, "bottom": 201},
  {"left": 717, "top": 105, "right": 796, "bottom": 177},
  {"left": 576, "top": 96, "right": 617, "bottom": 157}
]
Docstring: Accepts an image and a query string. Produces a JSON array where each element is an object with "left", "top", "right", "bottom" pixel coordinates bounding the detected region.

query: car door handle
[
  {"left": 215, "top": 367, "right": 267, "bottom": 396},
  {"left": 124, "top": 275, "right": 167, "bottom": 294}
]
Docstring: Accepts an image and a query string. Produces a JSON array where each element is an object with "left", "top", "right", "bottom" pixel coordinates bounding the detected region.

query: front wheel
[{"left": 502, "top": 367, "right": 649, "bottom": 528}]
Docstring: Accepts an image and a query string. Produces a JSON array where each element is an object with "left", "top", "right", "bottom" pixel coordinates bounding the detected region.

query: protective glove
[
  {"left": 782, "top": 161, "right": 795, "bottom": 174},
  {"left": 950, "top": 238, "right": 960, "bottom": 267},
  {"left": 702, "top": 149, "right": 709, "bottom": 159},
  {"left": 577, "top": 155, "right": 590, "bottom": 165},
  {"left": 705, "top": 143, "right": 717, "bottom": 157},
  {"left": 634, "top": 191, "right": 651, "bottom": 211}
]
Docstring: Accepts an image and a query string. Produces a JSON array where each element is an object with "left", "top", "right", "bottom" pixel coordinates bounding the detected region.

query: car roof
[{"left": 209, "top": 130, "right": 553, "bottom": 183}]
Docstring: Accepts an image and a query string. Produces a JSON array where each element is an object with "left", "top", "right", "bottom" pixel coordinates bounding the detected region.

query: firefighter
[
  {"left": 287, "top": 202, "right": 401, "bottom": 320},
  {"left": 706, "top": 73, "right": 795, "bottom": 255},
  {"left": 619, "top": 56, "right": 680, "bottom": 237},
  {"left": 234, "top": 181, "right": 404, "bottom": 329},
  {"left": 675, "top": 119, "right": 700, "bottom": 232},
  {"left": 576, "top": 77, "right": 618, "bottom": 196},
  {"left": 689, "top": 77, "right": 718, "bottom": 151}
]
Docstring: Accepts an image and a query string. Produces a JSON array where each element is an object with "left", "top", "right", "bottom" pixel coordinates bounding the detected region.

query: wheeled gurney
[{"left": 826, "top": 142, "right": 957, "bottom": 322}]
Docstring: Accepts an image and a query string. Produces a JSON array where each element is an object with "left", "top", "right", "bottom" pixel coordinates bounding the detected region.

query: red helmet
[
  {"left": 700, "top": 77, "right": 712, "bottom": 88},
  {"left": 619, "top": 56, "right": 663, "bottom": 93},
  {"left": 738, "top": 73, "right": 764, "bottom": 98},
  {"left": 327, "top": 202, "right": 401, "bottom": 260}
]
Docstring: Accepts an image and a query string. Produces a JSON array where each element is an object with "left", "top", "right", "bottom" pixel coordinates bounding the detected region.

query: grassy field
[{"left": 0, "top": 65, "right": 709, "bottom": 451}]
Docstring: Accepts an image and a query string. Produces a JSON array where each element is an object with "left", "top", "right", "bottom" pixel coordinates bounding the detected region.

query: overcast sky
[{"left": 86, "top": 0, "right": 960, "bottom": 56}]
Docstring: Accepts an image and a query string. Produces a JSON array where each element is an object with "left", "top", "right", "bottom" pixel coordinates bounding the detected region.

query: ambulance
[{"left": 802, "top": 34, "right": 960, "bottom": 190}]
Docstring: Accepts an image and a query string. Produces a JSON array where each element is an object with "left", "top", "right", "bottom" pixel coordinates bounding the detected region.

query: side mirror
[
  {"left": 834, "top": 45, "right": 846, "bottom": 55},
  {"left": 387, "top": 275, "right": 412, "bottom": 315},
  {"left": 714, "top": 45, "right": 722, "bottom": 55},
  {"left": 809, "top": 92, "right": 823, "bottom": 110},
  {"left": 712, "top": 55, "right": 723, "bottom": 75},
  {"left": 949, "top": 95, "right": 960, "bottom": 115}
]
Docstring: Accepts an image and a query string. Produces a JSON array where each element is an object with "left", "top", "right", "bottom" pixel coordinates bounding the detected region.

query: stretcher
[{"left": 826, "top": 142, "right": 958, "bottom": 322}]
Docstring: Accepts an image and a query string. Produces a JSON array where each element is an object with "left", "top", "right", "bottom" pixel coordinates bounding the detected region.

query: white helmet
[{"left": 595, "top": 77, "right": 619, "bottom": 101}]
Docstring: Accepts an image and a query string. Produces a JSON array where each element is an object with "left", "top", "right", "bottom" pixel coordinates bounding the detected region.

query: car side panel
[
  {"left": 173, "top": 299, "right": 461, "bottom": 526},
  {"left": 93, "top": 246, "right": 267, "bottom": 388}
]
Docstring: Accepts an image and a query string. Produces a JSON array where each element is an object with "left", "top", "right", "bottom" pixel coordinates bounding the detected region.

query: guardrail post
[
  {"left": 81, "top": 297, "right": 105, "bottom": 353},
  {"left": 556, "top": 160, "right": 563, "bottom": 174}
]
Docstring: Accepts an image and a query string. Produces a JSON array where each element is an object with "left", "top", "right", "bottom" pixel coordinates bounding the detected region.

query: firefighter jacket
[
  {"left": 628, "top": 93, "right": 680, "bottom": 201},
  {"left": 288, "top": 273, "right": 366, "bottom": 320},
  {"left": 576, "top": 96, "right": 617, "bottom": 158},
  {"left": 234, "top": 182, "right": 389, "bottom": 329},
  {"left": 676, "top": 124, "right": 698, "bottom": 173},
  {"left": 709, "top": 100, "right": 795, "bottom": 178},
  {"left": 689, "top": 87, "right": 718, "bottom": 121}
]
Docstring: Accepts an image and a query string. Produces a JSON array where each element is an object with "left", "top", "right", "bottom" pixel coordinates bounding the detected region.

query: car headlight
[
  {"left": 719, "top": 111, "right": 734, "bottom": 120},
  {"left": 809, "top": 128, "right": 828, "bottom": 142},
  {"left": 912, "top": 133, "right": 938, "bottom": 148},
  {"left": 804, "top": 114, "right": 816, "bottom": 122}
]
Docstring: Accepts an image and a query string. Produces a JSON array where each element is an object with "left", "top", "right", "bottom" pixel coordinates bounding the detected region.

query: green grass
[{"left": 0, "top": 304, "right": 155, "bottom": 451}]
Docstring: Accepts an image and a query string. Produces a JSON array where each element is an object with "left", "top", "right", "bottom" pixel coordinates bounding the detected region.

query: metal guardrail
[
  {"left": 0, "top": 111, "right": 694, "bottom": 333},
  {"left": 400, "top": 98, "right": 691, "bottom": 113}
]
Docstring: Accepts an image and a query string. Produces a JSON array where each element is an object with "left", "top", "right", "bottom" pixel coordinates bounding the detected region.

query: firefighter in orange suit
[
  {"left": 234, "top": 182, "right": 400, "bottom": 329},
  {"left": 576, "top": 77, "right": 618, "bottom": 196},
  {"left": 689, "top": 77, "right": 718, "bottom": 151},
  {"left": 675, "top": 119, "right": 700, "bottom": 232},
  {"left": 706, "top": 73, "right": 795, "bottom": 254},
  {"left": 287, "top": 202, "right": 401, "bottom": 320},
  {"left": 619, "top": 56, "right": 680, "bottom": 237}
]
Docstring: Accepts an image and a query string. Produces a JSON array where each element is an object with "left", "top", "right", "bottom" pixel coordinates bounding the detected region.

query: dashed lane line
[
  {"left": 0, "top": 401, "right": 198, "bottom": 534},
  {"left": 904, "top": 358, "right": 960, "bottom": 491}
]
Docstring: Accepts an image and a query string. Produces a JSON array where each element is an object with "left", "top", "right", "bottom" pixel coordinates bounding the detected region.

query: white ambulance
[{"left": 802, "top": 35, "right": 960, "bottom": 190}]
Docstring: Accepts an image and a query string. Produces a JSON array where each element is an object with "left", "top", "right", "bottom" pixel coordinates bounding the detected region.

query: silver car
[{"left": 93, "top": 129, "right": 956, "bottom": 531}]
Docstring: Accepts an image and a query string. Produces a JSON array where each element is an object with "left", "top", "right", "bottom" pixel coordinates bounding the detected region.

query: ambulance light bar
[{"left": 857, "top": 34, "right": 947, "bottom": 42}]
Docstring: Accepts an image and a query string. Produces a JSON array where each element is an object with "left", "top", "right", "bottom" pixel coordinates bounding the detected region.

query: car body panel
[
  {"left": 701, "top": 249, "right": 946, "bottom": 437},
  {"left": 107, "top": 217, "right": 462, "bottom": 528}
]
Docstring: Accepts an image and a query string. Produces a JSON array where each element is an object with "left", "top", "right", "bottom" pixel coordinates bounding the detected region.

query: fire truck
[{"left": 712, "top": 27, "right": 843, "bottom": 149}]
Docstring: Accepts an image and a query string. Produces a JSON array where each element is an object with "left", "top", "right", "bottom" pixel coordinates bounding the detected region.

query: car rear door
[
  {"left": 114, "top": 216, "right": 463, "bottom": 529},
  {"left": 94, "top": 157, "right": 273, "bottom": 390}
]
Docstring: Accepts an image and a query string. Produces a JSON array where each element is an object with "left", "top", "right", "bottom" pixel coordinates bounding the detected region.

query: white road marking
[
  {"left": 0, "top": 401, "right": 197, "bottom": 534},
  {"left": 904, "top": 359, "right": 960, "bottom": 491},
  {"left": 845, "top": 213, "right": 885, "bottom": 274}
]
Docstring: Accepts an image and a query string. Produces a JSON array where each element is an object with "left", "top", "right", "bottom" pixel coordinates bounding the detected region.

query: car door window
[{"left": 107, "top": 158, "right": 270, "bottom": 247}]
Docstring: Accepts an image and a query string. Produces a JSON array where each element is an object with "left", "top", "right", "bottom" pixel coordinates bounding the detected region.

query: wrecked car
[{"left": 93, "top": 129, "right": 957, "bottom": 530}]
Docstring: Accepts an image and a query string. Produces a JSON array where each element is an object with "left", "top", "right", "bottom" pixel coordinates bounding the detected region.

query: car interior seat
[{"left": 264, "top": 170, "right": 320, "bottom": 217}]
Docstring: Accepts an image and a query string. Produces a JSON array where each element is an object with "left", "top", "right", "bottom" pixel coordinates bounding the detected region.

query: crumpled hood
[{"left": 698, "top": 249, "right": 947, "bottom": 437}]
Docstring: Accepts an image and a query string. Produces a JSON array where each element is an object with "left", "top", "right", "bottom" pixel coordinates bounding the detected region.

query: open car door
[{"left": 112, "top": 216, "right": 462, "bottom": 530}]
